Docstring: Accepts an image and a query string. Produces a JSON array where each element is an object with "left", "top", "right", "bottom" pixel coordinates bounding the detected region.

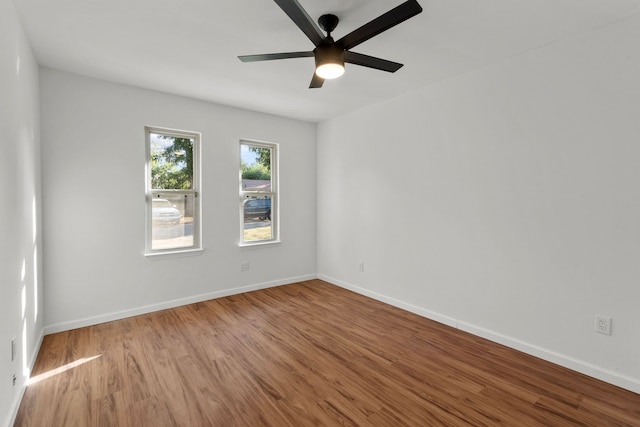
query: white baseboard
[
  {"left": 43, "top": 274, "right": 317, "bottom": 335},
  {"left": 318, "top": 274, "right": 640, "bottom": 395},
  {"left": 41, "top": 273, "right": 640, "bottom": 395},
  {"left": 457, "top": 321, "right": 640, "bottom": 394},
  {"left": 320, "top": 274, "right": 459, "bottom": 328}
]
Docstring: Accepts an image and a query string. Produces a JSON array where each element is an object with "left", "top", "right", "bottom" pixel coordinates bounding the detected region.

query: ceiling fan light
[
  {"left": 316, "top": 63, "right": 345, "bottom": 79},
  {"left": 314, "top": 44, "right": 345, "bottom": 80}
]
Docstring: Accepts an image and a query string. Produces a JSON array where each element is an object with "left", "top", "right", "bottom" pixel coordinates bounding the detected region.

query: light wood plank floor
[{"left": 15, "top": 280, "right": 640, "bottom": 426}]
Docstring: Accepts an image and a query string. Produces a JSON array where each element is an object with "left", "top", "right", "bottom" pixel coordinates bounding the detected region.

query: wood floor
[{"left": 15, "top": 280, "right": 640, "bottom": 426}]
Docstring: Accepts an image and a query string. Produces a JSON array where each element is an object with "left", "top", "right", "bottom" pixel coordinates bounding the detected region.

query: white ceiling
[{"left": 14, "top": 0, "right": 640, "bottom": 122}]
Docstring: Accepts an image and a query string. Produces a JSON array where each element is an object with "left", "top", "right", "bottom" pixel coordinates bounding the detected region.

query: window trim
[
  {"left": 145, "top": 126, "right": 202, "bottom": 256},
  {"left": 239, "top": 139, "right": 279, "bottom": 246}
]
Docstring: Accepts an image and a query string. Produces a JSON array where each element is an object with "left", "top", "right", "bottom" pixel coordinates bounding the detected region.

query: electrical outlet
[
  {"left": 240, "top": 261, "right": 250, "bottom": 272},
  {"left": 594, "top": 314, "right": 612, "bottom": 335},
  {"left": 358, "top": 261, "right": 364, "bottom": 272}
]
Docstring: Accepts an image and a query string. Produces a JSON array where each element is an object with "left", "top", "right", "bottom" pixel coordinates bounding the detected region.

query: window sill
[
  {"left": 239, "top": 240, "right": 281, "bottom": 249},
  {"left": 145, "top": 248, "right": 204, "bottom": 260}
]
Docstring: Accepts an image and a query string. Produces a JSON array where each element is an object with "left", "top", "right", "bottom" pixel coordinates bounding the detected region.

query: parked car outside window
[
  {"left": 243, "top": 198, "right": 271, "bottom": 220},
  {"left": 152, "top": 198, "right": 181, "bottom": 226}
]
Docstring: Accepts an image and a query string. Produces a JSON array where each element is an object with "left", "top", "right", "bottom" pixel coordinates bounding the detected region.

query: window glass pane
[
  {"left": 151, "top": 133, "right": 194, "bottom": 190},
  {"left": 242, "top": 195, "right": 272, "bottom": 242},
  {"left": 151, "top": 193, "right": 195, "bottom": 250},
  {"left": 240, "top": 140, "right": 277, "bottom": 245},
  {"left": 241, "top": 144, "right": 271, "bottom": 191}
]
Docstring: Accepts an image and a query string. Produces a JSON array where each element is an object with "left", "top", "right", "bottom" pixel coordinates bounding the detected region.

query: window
[
  {"left": 240, "top": 141, "right": 278, "bottom": 245},
  {"left": 145, "top": 127, "right": 201, "bottom": 255}
]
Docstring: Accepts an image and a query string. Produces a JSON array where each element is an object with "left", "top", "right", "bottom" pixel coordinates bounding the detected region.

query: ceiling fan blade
[
  {"left": 344, "top": 51, "right": 403, "bottom": 73},
  {"left": 238, "top": 51, "right": 314, "bottom": 62},
  {"left": 337, "top": 0, "right": 423, "bottom": 50},
  {"left": 274, "top": 0, "right": 326, "bottom": 46},
  {"left": 309, "top": 73, "right": 324, "bottom": 89}
]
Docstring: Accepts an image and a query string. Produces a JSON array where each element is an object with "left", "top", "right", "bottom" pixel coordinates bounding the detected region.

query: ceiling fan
[{"left": 238, "top": 0, "right": 423, "bottom": 88}]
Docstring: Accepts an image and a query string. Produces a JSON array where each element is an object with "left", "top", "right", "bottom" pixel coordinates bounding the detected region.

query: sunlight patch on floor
[{"left": 28, "top": 355, "right": 102, "bottom": 385}]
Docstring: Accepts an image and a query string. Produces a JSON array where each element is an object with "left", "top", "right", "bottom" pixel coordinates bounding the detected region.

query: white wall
[
  {"left": 0, "top": 0, "right": 43, "bottom": 425},
  {"left": 318, "top": 15, "right": 640, "bottom": 392},
  {"left": 40, "top": 69, "right": 317, "bottom": 332}
]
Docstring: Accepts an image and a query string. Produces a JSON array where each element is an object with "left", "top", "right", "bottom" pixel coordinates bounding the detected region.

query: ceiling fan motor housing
[{"left": 314, "top": 43, "right": 345, "bottom": 67}]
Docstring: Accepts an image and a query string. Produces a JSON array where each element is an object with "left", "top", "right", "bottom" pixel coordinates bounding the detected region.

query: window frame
[
  {"left": 145, "top": 126, "right": 202, "bottom": 256},
  {"left": 239, "top": 139, "right": 279, "bottom": 246}
]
